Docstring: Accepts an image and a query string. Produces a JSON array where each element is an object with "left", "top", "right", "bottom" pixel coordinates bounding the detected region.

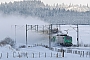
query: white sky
[{"left": 0, "top": 0, "right": 90, "bottom": 6}]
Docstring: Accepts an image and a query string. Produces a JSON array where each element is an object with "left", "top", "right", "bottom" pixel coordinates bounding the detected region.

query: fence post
[
  {"left": 86, "top": 52, "right": 88, "bottom": 57},
  {"left": 18, "top": 52, "right": 21, "bottom": 58},
  {"left": 39, "top": 52, "right": 40, "bottom": 58},
  {"left": 45, "top": 52, "right": 46, "bottom": 58},
  {"left": 80, "top": 51, "right": 82, "bottom": 57},
  {"left": 80, "top": 53, "right": 81, "bottom": 57},
  {"left": 56, "top": 53, "right": 58, "bottom": 58},
  {"left": 81, "top": 51, "right": 82, "bottom": 57},
  {"left": 51, "top": 52, "right": 52, "bottom": 57},
  {"left": 83, "top": 51, "right": 84, "bottom": 57},
  {"left": 33, "top": 53, "right": 34, "bottom": 58},
  {"left": 73, "top": 50, "right": 74, "bottom": 54},
  {"left": 67, "top": 50, "right": 68, "bottom": 53},
  {"left": 75, "top": 50, "right": 77, "bottom": 54},
  {"left": 70, "top": 50, "right": 72, "bottom": 53},
  {"left": 37, "top": 25, "right": 38, "bottom": 32},
  {"left": 78, "top": 51, "right": 80, "bottom": 54},
  {"left": 13, "top": 52, "right": 16, "bottom": 58},
  {"left": 26, "top": 52, "right": 28, "bottom": 58},
  {"left": 7, "top": 52, "right": 8, "bottom": 58},
  {"left": 13, "top": 52, "right": 14, "bottom": 58},
  {"left": 0, "top": 53, "right": 2, "bottom": 59},
  {"left": 89, "top": 52, "right": 90, "bottom": 57},
  {"left": 62, "top": 50, "right": 64, "bottom": 57}
]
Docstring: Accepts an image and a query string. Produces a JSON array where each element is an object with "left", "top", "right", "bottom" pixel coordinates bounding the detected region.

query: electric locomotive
[{"left": 52, "top": 34, "right": 72, "bottom": 46}]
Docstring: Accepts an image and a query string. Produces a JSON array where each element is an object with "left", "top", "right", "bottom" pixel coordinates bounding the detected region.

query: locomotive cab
[{"left": 55, "top": 34, "right": 72, "bottom": 46}]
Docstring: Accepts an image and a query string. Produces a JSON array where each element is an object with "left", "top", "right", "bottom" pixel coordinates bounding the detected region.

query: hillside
[{"left": 0, "top": 0, "right": 90, "bottom": 24}]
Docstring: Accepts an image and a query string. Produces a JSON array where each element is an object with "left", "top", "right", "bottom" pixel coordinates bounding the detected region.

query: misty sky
[{"left": 0, "top": 0, "right": 90, "bottom": 6}]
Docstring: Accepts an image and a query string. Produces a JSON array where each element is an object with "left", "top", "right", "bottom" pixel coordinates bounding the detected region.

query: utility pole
[
  {"left": 26, "top": 24, "right": 28, "bottom": 45},
  {"left": 49, "top": 24, "right": 52, "bottom": 49},
  {"left": 15, "top": 25, "right": 17, "bottom": 44},
  {"left": 70, "top": 25, "right": 79, "bottom": 47},
  {"left": 49, "top": 25, "right": 51, "bottom": 48},
  {"left": 77, "top": 24, "right": 79, "bottom": 47}
]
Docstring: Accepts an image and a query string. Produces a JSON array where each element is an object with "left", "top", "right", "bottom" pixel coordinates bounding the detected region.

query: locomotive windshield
[{"left": 66, "top": 36, "right": 72, "bottom": 40}]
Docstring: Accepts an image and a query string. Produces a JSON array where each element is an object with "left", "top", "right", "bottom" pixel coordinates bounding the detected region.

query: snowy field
[{"left": 0, "top": 14, "right": 90, "bottom": 60}]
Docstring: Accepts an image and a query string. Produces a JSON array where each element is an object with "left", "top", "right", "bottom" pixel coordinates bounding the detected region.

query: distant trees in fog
[{"left": 0, "top": 0, "right": 90, "bottom": 24}]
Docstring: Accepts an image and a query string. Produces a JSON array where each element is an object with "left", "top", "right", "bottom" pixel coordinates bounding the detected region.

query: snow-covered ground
[
  {"left": 0, "top": 14, "right": 90, "bottom": 60},
  {"left": 0, "top": 44, "right": 90, "bottom": 60}
]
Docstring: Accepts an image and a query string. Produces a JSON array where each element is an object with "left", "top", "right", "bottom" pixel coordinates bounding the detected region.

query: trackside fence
[{"left": 0, "top": 43, "right": 90, "bottom": 59}]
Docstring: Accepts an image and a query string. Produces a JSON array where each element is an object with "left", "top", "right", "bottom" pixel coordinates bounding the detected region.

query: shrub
[
  {"left": 0, "top": 37, "right": 15, "bottom": 48},
  {"left": 19, "top": 45, "right": 26, "bottom": 48}
]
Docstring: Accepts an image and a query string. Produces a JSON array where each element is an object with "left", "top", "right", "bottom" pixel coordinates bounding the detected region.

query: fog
[{"left": 0, "top": 14, "right": 49, "bottom": 45}]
